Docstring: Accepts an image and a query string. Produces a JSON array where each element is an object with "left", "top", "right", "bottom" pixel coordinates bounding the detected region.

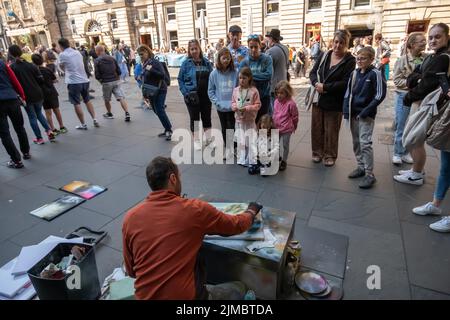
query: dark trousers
[
  {"left": 311, "top": 104, "right": 342, "bottom": 161},
  {"left": 0, "top": 99, "right": 30, "bottom": 162},
  {"left": 150, "top": 91, "right": 172, "bottom": 132},
  {"left": 256, "top": 95, "right": 270, "bottom": 124},
  {"left": 217, "top": 110, "right": 235, "bottom": 144},
  {"left": 185, "top": 93, "right": 212, "bottom": 132}
]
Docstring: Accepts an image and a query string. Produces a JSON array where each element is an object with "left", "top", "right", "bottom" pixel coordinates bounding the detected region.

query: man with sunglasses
[{"left": 227, "top": 25, "right": 249, "bottom": 72}]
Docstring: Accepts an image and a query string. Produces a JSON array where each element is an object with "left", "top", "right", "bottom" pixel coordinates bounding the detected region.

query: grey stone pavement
[{"left": 0, "top": 68, "right": 449, "bottom": 300}]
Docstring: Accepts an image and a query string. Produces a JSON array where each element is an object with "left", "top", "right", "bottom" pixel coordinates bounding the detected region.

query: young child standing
[
  {"left": 231, "top": 67, "right": 261, "bottom": 169},
  {"left": 252, "top": 115, "right": 280, "bottom": 176},
  {"left": 343, "top": 47, "right": 386, "bottom": 189},
  {"left": 32, "top": 53, "right": 67, "bottom": 135},
  {"left": 272, "top": 80, "right": 299, "bottom": 171},
  {"left": 208, "top": 48, "right": 238, "bottom": 159}
]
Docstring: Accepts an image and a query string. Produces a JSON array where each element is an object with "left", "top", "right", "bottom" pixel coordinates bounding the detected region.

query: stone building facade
[
  {"left": 2, "top": 1, "right": 450, "bottom": 54},
  {"left": 0, "top": 0, "right": 61, "bottom": 50}
]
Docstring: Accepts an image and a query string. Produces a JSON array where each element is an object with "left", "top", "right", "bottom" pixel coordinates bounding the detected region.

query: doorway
[
  {"left": 140, "top": 34, "right": 152, "bottom": 48},
  {"left": 347, "top": 28, "right": 374, "bottom": 48}
]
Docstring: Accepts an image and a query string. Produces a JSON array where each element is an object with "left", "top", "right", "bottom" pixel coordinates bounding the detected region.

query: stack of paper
[
  {"left": 0, "top": 258, "right": 35, "bottom": 300},
  {"left": 0, "top": 235, "right": 84, "bottom": 300},
  {"left": 11, "top": 236, "right": 84, "bottom": 276}
]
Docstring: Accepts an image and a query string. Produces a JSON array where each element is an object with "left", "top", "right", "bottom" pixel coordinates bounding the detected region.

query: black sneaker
[
  {"left": 165, "top": 131, "right": 172, "bottom": 141},
  {"left": 348, "top": 167, "right": 366, "bottom": 179},
  {"left": 359, "top": 175, "right": 376, "bottom": 189},
  {"left": 248, "top": 165, "right": 260, "bottom": 175},
  {"left": 7, "top": 160, "right": 24, "bottom": 169},
  {"left": 279, "top": 161, "right": 287, "bottom": 171},
  {"left": 158, "top": 132, "right": 167, "bottom": 138},
  {"left": 23, "top": 153, "right": 31, "bottom": 160},
  {"left": 103, "top": 112, "right": 114, "bottom": 119},
  {"left": 125, "top": 112, "right": 131, "bottom": 122}
]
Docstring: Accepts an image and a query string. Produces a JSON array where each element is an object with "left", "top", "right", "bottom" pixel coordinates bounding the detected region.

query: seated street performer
[{"left": 122, "top": 156, "right": 262, "bottom": 299}]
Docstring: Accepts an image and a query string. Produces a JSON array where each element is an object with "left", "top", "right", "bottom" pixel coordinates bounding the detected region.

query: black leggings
[
  {"left": 185, "top": 94, "right": 212, "bottom": 132},
  {"left": 217, "top": 110, "right": 235, "bottom": 143},
  {"left": 256, "top": 95, "right": 270, "bottom": 124}
]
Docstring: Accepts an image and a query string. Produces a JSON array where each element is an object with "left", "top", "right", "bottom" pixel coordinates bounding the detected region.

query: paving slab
[
  {"left": 309, "top": 216, "right": 411, "bottom": 299},
  {"left": 402, "top": 221, "right": 450, "bottom": 295}
]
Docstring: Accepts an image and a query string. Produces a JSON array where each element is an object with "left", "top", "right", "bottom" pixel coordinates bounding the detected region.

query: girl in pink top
[
  {"left": 231, "top": 67, "right": 261, "bottom": 167},
  {"left": 272, "top": 80, "right": 299, "bottom": 171}
]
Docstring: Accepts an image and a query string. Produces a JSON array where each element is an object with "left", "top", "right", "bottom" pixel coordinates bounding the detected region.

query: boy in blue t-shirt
[{"left": 343, "top": 47, "right": 387, "bottom": 189}]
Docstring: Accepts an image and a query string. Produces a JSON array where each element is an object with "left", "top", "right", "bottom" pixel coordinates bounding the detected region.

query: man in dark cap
[
  {"left": 265, "top": 28, "right": 290, "bottom": 114},
  {"left": 227, "top": 25, "right": 249, "bottom": 71}
]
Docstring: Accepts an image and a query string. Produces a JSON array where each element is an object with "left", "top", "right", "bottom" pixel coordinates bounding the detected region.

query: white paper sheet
[
  {"left": 11, "top": 236, "right": 83, "bottom": 276},
  {"left": 0, "top": 258, "right": 35, "bottom": 300}
]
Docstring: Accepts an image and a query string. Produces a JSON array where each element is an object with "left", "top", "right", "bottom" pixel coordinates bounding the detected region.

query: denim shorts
[{"left": 67, "top": 82, "right": 90, "bottom": 105}]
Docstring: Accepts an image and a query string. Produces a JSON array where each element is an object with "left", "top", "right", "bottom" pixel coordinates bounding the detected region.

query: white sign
[{"left": 6, "top": 28, "right": 34, "bottom": 37}]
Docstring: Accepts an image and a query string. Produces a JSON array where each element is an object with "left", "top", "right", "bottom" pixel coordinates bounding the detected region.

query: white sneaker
[
  {"left": 412, "top": 202, "right": 442, "bottom": 216},
  {"left": 398, "top": 169, "right": 412, "bottom": 175},
  {"left": 398, "top": 168, "right": 425, "bottom": 176},
  {"left": 401, "top": 154, "right": 414, "bottom": 164},
  {"left": 75, "top": 124, "right": 88, "bottom": 130},
  {"left": 194, "top": 140, "right": 202, "bottom": 151},
  {"left": 394, "top": 171, "right": 424, "bottom": 185},
  {"left": 392, "top": 155, "right": 402, "bottom": 165},
  {"left": 429, "top": 216, "right": 450, "bottom": 232}
]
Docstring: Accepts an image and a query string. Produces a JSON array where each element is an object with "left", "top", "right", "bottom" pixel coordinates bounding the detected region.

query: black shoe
[
  {"left": 348, "top": 167, "right": 365, "bottom": 179},
  {"left": 359, "top": 175, "right": 376, "bottom": 189},
  {"left": 158, "top": 131, "right": 167, "bottom": 138},
  {"left": 7, "top": 160, "right": 24, "bottom": 169},
  {"left": 125, "top": 112, "right": 131, "bottom": 122},
  {"left": 165, "top": 131, "right": 172, "bottom": 141},
  {"left": 248, "top": 165, "right": 260, "bottom": 175},
  {"left": 23, "top": 153, "right": 31, "bottom": 160},
  {"left": 279, "top": 161, "right": 287, "bottom": 171}
]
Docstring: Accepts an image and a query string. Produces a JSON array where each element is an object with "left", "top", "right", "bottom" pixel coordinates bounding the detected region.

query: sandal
[{"left": 324, "top": 159, "right": 335, "bottom": 167}]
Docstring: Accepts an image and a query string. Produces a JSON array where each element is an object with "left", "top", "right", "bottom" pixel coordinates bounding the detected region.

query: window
[
  {"left": 354, "top": 0, "right": 370, "bottom": 7},
  {"left": 3, "top": 1, "right": 14, "bottom": 21},
  {"left": 266, "top": 0, "right": 279, "bottom": 15},
  {"left": 308, "top": 0, "right": 322, "bottom": 10},
  {"left": 166, "top": 6, "right": 176, "bottom": 21},
  {"left": 70, "top": 18, "right": 77, "bottom": 34},
  {"left": 110, "top": 13, "right": 118, "bottom": 29},
  {"left": 139, "top": 9, "right": 148, "bottom": 21},
  {"left": 195, "top": 2, "right": 206, "bottom": 18},
  {"left": 20, "top": 0, "right": 30, "bottom": 19},
  {"left": 305, "top": 23, "right": 321, "bottom": 44},
  {"left": 229, "top": 0, "right": 240, "bottom": 18},
  {"left": 407, "top": 20, "right": 429, "bottom": 34},
  {"left": 169, "top": 31, "right": 178, "bottom": 50}
]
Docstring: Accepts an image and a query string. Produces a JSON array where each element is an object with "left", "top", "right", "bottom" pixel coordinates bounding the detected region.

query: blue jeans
[
  {"left": 25, "top": 101, "right": 50, "bottom": 139},
  {"left": 435, "top": 151, "right": 450, "bottom": 201},
  {"left": 393, "top": 91, "right": 410, "bottom": 157},
  {"left": 151, "top": 91, "right": 172, "bottom": 132}
]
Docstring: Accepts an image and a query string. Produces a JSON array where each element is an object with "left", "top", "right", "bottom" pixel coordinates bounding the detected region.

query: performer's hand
[{"left": 247, "top": 202, "right": 263, "bottom": 216}]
